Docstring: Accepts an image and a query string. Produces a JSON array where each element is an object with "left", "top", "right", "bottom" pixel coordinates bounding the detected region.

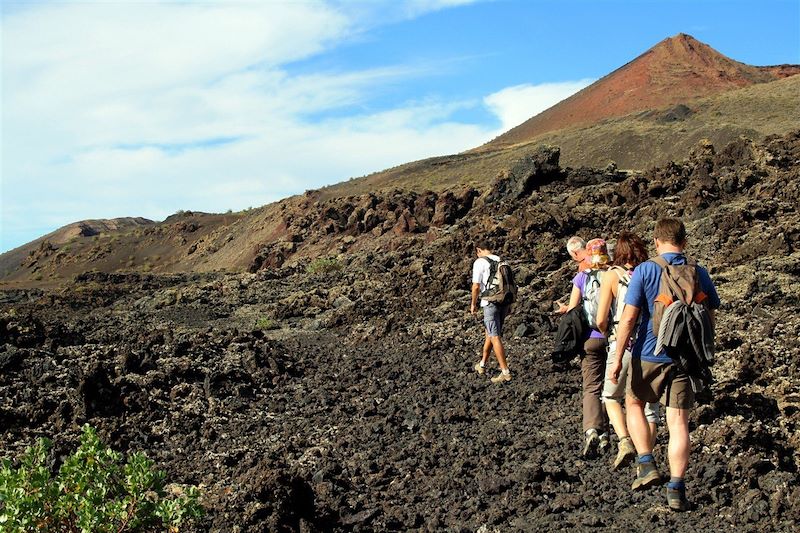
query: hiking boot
[
  {"left": 474, "top": 362, "right": 485, "bottom": 375},
  {"left": 612, "top": 437, "right": 636, "bottom": 471},
  {"left": 666, "top": 485, "right": 689, "bottom": 512},
  {"left": 490, "top": 372, "right": 511, "bottom": 383},
  {"left": 582, "top": 429, "right": 599, "bottom": 458},
  {"left": 598, "top": 432, "right": 610, "bottom": 454},
  {"left": 631, "top": 460, "right": 663, "bottom": 491}
]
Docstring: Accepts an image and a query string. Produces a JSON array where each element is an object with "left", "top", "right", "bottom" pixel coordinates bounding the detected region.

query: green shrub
[
  {"left": 306, "top": 257, "right": 342, "bottom": 274},
  {"left": 255, "top": 317, "right": 278, "bottom": 331},
  {"left": 0, "top": 425, "right": 202, "bottom": 532}
]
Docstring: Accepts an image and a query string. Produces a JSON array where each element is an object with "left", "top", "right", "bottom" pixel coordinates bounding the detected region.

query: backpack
[
  {"left": 581, "top": 269, "right": 604, "bottom": 330},
  {"left": 608, "top": 266, "right": 632, "bottom": 339},
  {"left": 480, "top": 258, "right": 518, "bottom": 306},
  {"left": 551, "top": 305, "right": 589, "bottom": 363},
  {"left": 650, "top": 256, "right": 715, "bottom": 392}
]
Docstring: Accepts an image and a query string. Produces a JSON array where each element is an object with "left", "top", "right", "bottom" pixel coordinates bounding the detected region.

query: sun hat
[{"left": 586, "top": 238, "right": 609, "bottom": 266}]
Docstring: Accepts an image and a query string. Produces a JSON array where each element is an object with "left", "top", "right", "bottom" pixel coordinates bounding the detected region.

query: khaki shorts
[
  {"left": 629, "top": 357, "right": 694, "bottom": 409},
  {"left": 604, "top": 341, "right": 661, "bottom": 424}
]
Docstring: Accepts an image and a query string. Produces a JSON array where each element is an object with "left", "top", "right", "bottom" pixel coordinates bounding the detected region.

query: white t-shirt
[{"left": 472, "top": 254, "right": 500, "bottom": 307}]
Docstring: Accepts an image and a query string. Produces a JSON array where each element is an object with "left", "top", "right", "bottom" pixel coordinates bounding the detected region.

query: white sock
[
  {"left": 479, "top": 361, "right": 485, "bottom": 368},
  {"left": 502, "top": 369, "right": 510, "bottom": 375}
]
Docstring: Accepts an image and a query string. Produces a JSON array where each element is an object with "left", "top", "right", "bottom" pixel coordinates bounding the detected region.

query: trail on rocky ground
[{"left": 1, "top": 132, "right": 799, "bottom": 531}]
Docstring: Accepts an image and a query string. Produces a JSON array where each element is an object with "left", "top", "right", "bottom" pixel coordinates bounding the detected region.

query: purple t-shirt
[{"left": 573, "top": 271, "right": 605, "bottom": 339}]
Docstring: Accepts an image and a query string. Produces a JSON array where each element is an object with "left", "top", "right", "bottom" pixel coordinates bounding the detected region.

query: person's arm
[
  {"left": 609, "top": 304, "right": 640, "bottom": 384},
  {"left": 595, "top": 270, "right": 616, "bottom": 334},
  {"left": 566, "top": 285, "right": 582, "bottom": 311},
  {"left": 470, "top": 259, "right": 483, "bottom": 315},
  {"left": 698, "top": 266, "right": 720, "bottom": 329},
  {"left": 609, "top": 263, "right": 647, "bottom": 384}
]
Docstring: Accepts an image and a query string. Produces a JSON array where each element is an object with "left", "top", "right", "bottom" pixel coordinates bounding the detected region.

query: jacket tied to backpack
[
  {"left": 551, "top": 306, "right": 588, "bottom": 363},
  {"left": 650, "top": 255, "right": 715, "bottom": 392}
]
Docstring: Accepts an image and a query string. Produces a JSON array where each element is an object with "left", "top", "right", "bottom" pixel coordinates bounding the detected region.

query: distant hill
[
  {"left": 2, "top": 33, "right": 798, "bottom": 287},
  {"left": 485, "top": 33, "right": 800, "bottom": 149},
  {"left": 0, "top": 218, "right": 154, "bottom": 283},
  {"left": 320, "top": 73, "right": 800, "bottom": 197}
]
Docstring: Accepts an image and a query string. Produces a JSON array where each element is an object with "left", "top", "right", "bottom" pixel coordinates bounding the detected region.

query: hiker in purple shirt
[{"left": 567, "top": 238, "right": 610, "bottom": 458}]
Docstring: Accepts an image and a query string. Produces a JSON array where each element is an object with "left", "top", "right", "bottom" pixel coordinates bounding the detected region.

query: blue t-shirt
[{"left": 624, "top": 253, "right": 721, "bottom": 363}]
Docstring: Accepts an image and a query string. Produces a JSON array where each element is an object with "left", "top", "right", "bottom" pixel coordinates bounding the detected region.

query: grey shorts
[
  {"left": 604, "top": 340, "right": 661, "bottom": 424},
  {"left": 483, "top": 303, "right": 509, "bottom": 337}
]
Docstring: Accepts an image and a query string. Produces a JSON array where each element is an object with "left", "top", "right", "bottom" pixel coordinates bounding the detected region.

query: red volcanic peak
[{"left": 487, "top": 33, "right": 797, "bottom": 149}]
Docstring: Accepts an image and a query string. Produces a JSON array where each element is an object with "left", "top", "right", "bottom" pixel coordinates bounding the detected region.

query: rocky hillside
[
  {"left": 2, "top": 131, "right": 799, "bottom": 530},
  {"left": 486, "top": 33, "right": 799, "bottom": 148},
  {"left": 4, "top": 68, "right": 799, "bottom": 287},
  {"left": 3, "top": 34, "right": 798, "bottom": 285},
  {"left": 0, "top": 217, "right": 155, "bottom": 284},
  {"left": 319, "top": 73, "right": 800, "bottom": 197}
]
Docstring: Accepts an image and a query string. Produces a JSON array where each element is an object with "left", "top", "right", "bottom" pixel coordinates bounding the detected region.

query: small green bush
[
  {"left": 255, "top": 317, "right": 278, "bottom": 331},
  {"left": 306, "top": 257, "right": 342, "bottom": 274},
  {"left": 0, "top": 425, "right": 202, "bottom": 532}
]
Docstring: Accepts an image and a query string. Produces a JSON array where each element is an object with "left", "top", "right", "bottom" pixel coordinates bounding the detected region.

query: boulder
[{"left": 484, "top": 145, "right": 562, "bottom": 203}]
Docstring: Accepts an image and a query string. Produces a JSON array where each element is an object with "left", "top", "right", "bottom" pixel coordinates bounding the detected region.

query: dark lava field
[{"left": 2, "top": 132, "right": 799, "bottom": 531}]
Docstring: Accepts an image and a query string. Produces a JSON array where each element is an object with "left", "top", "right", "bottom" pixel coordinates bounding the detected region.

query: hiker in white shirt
[{"left": 470, "top": 242, "right": 512, "bottom": 383}]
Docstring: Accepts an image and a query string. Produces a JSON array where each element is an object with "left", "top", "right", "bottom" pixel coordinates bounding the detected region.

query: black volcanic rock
[
  {"left": 484, "top": 145, "right": 562, "bottom": 203},
  {"left": 1, "top": 131, "right": 800, "bottom": 531}
]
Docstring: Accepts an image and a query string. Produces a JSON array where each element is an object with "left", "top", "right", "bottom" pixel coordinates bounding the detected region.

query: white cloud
[
  {"left": 484, "top": 79, "right": 595, "bottom": 131},
  {"left": 0, "top": 0, "right": 590, "bottom": 253},
  {"left": 399, "top": 0, "right": 484, "bottom": 17}
]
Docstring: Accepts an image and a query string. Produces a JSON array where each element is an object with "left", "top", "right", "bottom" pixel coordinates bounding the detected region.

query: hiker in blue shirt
[{"left": 609, "top": 218, "right": 720, "bottom": 512}]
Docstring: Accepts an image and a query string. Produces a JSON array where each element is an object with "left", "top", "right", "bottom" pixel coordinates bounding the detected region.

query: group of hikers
[{"left": 469, "top": 217, "right": 720, "bottom": 512}]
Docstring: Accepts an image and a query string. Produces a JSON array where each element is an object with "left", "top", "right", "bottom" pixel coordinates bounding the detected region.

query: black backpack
[
  {"left": 551, "top": 306, "right": 589, "bottom": 363},
  {"left": 480, "top": 258, "right": 518, "bottom": 306}
]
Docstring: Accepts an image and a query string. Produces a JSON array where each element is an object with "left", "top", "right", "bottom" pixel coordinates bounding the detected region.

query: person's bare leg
[
  {"left": 666, "top": 407, "right": 690, "bottom": 478},
  {"left": 489, "top": 336, "right": 508, "bottom": 371},
  {"left": 606, "top": 400, "right": 628, "bottom": 439},
  {"left": 648, "top": 422, "right": 658, "bottom": 450},
  {"left": 625, "top": 396, "right": 652, "bottom": 454},
  {"left": 481, "top": 333, "right": 492, "bottom": 365}
]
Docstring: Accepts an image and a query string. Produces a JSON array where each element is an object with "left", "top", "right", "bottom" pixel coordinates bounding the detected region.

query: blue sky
[{"left": 2, "top": 0, "right": 798, "bottom": 252}]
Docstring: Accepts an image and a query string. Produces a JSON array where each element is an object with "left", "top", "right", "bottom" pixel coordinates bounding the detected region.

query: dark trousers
[{"left": 582, "top": 337, "right": 609, "bottom": 432}]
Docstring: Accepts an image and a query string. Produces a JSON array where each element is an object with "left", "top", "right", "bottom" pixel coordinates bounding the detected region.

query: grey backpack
[{"left": 480, "top": 258, "right": 518, "bottom": 306}]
